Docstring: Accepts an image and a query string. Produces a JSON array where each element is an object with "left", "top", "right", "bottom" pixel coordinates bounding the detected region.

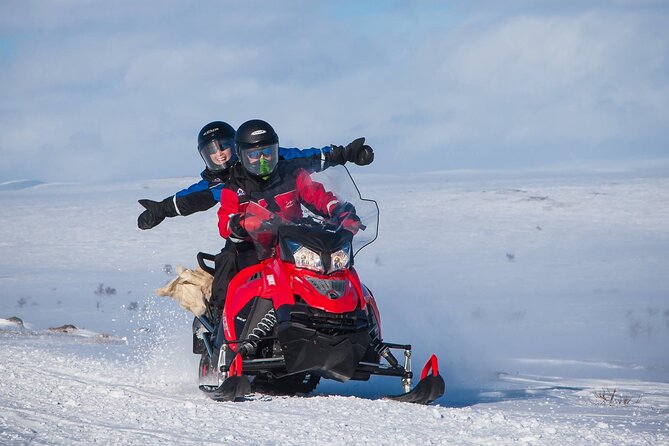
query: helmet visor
[
  {"left": 198, "top": 137, "right": 236, "bottom": 171},
  {"left": 240, "top": 143, "right": 279, "bottom": 177}
]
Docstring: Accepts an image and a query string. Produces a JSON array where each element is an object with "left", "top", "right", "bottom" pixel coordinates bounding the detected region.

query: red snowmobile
[{"left": 192, "top": 167, "right": 445, "bottom": 404}]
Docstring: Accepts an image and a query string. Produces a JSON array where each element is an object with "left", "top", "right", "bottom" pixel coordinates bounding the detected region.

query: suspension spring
[{"left": 240, "top": 308, "right": 277, "bottom": 356}]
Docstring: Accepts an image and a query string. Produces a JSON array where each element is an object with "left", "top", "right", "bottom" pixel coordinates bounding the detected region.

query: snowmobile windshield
[
  {"left": 307, "top": 165, "right": 379, "bottom": 255},
  {"left": 198, "top": 137, "right": 236, "bottom": 172},
  {"left": 242, "top": 165, "right": 379, "bottom": 260}
]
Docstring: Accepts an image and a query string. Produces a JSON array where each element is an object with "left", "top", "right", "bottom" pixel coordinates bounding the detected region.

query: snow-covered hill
[{"left": 1, "top": 169, "right": 668, "bottom": 444}]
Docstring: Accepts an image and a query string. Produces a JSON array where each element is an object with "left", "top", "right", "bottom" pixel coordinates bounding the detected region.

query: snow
[{"left": 1, "top": 168, "right": 668, "bottom": 445}]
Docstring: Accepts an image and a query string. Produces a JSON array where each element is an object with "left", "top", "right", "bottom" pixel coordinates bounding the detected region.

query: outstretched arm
[
  {"left": 279, "top": 138, "right": 374, "bottom": 174},
  {"left": 137, "top": 189, "right": 218, "bottom": 230},
  {"left": 279, "top": 146, "right": 330, "bottom": 160},
  {"left": 137, "top": 177, "right": 222, "bottom": 230},
  {"left": 279, "top": 146, "right": 330, "bottom": 174}
]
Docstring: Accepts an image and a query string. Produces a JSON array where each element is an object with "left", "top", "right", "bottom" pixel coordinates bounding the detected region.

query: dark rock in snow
[
  {"left": 48, "top": 324, "right": 78, "bottom": 333},
  {"left": 7, "top": 316, "right": 24, "bottom": 327}
]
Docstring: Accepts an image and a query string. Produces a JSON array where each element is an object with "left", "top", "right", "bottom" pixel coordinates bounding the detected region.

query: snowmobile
[{"left": 192, "top": 166, "right": 445, "bottom": 404}]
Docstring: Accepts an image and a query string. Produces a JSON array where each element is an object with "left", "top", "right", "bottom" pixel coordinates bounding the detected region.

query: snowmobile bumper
[{"left": 276, "top": 312, "right": 371, "bottom": 382}]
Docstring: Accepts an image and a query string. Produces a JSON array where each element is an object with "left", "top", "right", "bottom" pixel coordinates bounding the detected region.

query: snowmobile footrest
[
  {"left": 199, "top": 376, "right": 251, "bottom": 402},
  {"left": 384, "top": 374, "right": 445, "bottom": 405}
]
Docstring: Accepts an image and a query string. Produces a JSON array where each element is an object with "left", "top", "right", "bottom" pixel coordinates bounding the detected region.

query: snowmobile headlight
[
  {"left": 286, "top": 240, "right": 324, "bottom": 273},
  {"left": 328, "top": 241, "right": 351, "bottom": 273}
]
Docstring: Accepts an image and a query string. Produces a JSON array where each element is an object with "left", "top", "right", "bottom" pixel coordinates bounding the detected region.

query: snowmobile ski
[
  {"left": 199, "top": 376, "right": 251, "bottom": 402},
  {"left": 199, "top": 354, "right": 251, "bottom": 402},
  {"left": 385, "top": 355, "right": 445, "bottom": 404}
]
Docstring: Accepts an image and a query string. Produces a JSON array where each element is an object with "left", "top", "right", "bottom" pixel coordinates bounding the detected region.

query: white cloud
[{"left": 0, "top": 1, "right": 667, "bottom": 182}]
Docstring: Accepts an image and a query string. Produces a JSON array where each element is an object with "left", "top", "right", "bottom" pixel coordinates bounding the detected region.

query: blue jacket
[{"left": 171, "top": 146, "right": 332, "bottom": 216}]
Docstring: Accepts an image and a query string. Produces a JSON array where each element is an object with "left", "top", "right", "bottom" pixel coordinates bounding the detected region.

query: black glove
[
  {"left": 137, "top": 197, "right": 178, "bottom": 230},
  {"left": 327, "top": 137, "right": 374, "bottom": 166},
  {"left": 227, "top": 213, "right": 249, "bottom": 240}
]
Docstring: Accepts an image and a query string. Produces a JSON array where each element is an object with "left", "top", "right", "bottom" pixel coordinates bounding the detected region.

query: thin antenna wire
[{"left": 342, "top": 165, "right": 380, "bottom": 257}]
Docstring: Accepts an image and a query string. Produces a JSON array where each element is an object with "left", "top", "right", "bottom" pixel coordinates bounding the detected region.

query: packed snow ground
[{"left": 1, "top": 166, "right": 668, "bottom": 445}]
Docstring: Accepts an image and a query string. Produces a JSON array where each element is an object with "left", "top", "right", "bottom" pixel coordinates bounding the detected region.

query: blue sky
[{"left": 1, "top": 0, "right": 668, "bottom": 183}]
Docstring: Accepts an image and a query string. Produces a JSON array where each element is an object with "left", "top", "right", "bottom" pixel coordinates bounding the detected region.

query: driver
[{"left": 214, "top": 119, "right": 366, "bottom": 319}]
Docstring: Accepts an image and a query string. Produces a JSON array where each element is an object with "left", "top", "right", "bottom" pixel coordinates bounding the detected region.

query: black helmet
[
  {"left": 235, "top": 119, "right": 279, "bottom": 178},
  {"left": 197, "top": 121, "right": 237, "bottom": 172}
]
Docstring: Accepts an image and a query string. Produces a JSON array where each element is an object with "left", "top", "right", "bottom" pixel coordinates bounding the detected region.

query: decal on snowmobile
[{"left": 266, "top": 274, "right": 276, "bottom": 286}]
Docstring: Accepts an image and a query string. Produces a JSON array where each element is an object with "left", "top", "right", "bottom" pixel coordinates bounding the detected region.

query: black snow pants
[{"left": 209, "top": 240, "right": 259, "bottom": 322}]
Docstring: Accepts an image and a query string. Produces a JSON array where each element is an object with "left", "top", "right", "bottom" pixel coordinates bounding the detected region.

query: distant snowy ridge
[{"left": 0, "top": 179, "right": 45, "bottom": 190}]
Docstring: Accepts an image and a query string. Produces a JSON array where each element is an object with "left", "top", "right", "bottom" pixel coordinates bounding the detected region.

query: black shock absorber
[
  {"left": 237, "top": 298, "right": 277, "bottom": 357},
  {"left": 378, "top": 345, "right": 400, "bottom": 368},
  {"left": 368, "top": 310, "right": 400, "bottom": 368}
]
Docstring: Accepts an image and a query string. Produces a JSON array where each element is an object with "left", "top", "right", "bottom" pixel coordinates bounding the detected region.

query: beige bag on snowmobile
[{"left": 155, "top": 266, "right": 212, "bottom": 317}]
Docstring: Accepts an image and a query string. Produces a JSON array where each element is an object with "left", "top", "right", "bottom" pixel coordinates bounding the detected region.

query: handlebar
[{"left": 197, "top": 252, "right": 216, "bottom": 276}]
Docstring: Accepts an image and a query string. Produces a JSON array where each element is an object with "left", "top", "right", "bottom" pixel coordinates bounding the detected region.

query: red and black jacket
[{"left": 218, "top": 159, "right": 340, "bottom": 241}]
